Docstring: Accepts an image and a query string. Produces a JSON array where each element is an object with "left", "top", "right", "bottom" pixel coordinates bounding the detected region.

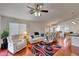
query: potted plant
[{"left": 0, "top": 30, "right": 9, "bottom": 49}]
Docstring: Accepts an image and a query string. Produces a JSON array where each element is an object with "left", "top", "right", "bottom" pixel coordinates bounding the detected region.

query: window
[
  {"left": 9, "top": 23, "right": 27, "bottom": 35},
  {"left": 55, "top": 25, "right": 61, "bottom": 31}
]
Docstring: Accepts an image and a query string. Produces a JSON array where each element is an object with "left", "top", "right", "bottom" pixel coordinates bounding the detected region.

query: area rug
[
  {"left": 0, "top": 49, "right": 8, "bottom": 56},
  {"left": 32, "top": 45, "right": 60, "bottom": 56}
]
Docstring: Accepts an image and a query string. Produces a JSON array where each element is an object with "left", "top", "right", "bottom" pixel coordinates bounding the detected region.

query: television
[{"left": 34, "top": 32, "right": 39, "bottom": 35}]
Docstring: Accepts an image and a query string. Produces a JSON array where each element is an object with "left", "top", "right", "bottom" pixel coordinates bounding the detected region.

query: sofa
[
  {"left": 29, "top": 37, "right": 45, "bottom": 44},
  {"left": 8, "top": 34, "right": 26, "bottom": 54}
]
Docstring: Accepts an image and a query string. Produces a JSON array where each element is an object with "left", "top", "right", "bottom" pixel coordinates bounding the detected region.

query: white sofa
[
  {"left": 29, "top": 37, "right": 46, "bottom": 43},
  {"left": 8, "top": 35, "right": 26, "bottom": 54}
]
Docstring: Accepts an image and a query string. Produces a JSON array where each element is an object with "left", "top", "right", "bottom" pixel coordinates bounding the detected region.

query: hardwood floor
[
  {"left": 54, "top": 38, "right": 71, "bottom": 56},
  {"left": 71, "top": 45, "right": 79, "bottom": 56},
  {"left": 54, "top": 37, "right": 78, "bottom": 56},
  {"left": 0, "top": 38, "right": 78, "bottom": 56}
]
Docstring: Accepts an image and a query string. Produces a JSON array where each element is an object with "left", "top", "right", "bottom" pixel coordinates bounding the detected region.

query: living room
[{"left": 0, "top": 3, "right": 79, "bottom": 56}]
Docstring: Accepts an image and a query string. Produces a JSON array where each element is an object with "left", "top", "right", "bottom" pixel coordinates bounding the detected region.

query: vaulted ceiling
[{"left": 0, "top": 3, "right": 79, "bottom": 24}]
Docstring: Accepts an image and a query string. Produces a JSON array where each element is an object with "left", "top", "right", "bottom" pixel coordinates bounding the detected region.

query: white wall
[
  {"left": 1, "top": 16, "right": 45, "bottom": 34},
  {"left": 0, "top": 16, "right": 1, "bottom": 48},
  {"left": 57, "top": 18, "right": 79, "bottom": 33},
  {"left": 56, "top": 18, "right": 79, "bottom": 47},
  {"left": 0, "top": 16, "right": 1, "bottom": 32},
  {"left": 0, "top": 16, "right": 45, "bottom": 48}
]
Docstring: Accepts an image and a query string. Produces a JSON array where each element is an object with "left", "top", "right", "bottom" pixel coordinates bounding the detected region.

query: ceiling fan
[{"left": 27, "top": 3, "right": 48, "bottom": 16}]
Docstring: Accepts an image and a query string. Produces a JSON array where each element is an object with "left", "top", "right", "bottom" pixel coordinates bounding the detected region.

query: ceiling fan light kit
[
  {"left": 27, "top": 3, "right": 48, "bottom": 16},
  {"left": 34, "top": 12, "right": 41, "bottom": 16}
]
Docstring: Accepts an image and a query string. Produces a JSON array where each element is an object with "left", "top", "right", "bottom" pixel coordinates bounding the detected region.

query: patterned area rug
[
  {"left": 0, "top": 49, "right": 8, "bottom": 56},
  {"left": 32, "top": 44, "right": 60, "bottom": 56}
]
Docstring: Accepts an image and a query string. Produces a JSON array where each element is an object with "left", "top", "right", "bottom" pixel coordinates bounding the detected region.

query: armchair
[{"left": 8, "top": 35, "right": 26, "bottom": 54}]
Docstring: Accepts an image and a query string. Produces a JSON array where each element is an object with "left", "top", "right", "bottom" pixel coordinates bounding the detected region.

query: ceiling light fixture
[
  {"left": 34, "top": 11, "right": 41, "bottom": 16},
  {"left": 71, "top": 11, "right": 77, "bottom": 25},
  {"left": 72, "top": 21, "right": 76, "bottom": 24}
]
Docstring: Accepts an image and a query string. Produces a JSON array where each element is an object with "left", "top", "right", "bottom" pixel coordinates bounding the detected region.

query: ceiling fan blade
[
  {"left": 41, "top": 10, "right": 48, "bottom": 13},
  {"left": 27, "top": 6, "right": 35, "bottom": 10},
  {"left": 29, "top": 10, "right": 35, "bottom": 14}
]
